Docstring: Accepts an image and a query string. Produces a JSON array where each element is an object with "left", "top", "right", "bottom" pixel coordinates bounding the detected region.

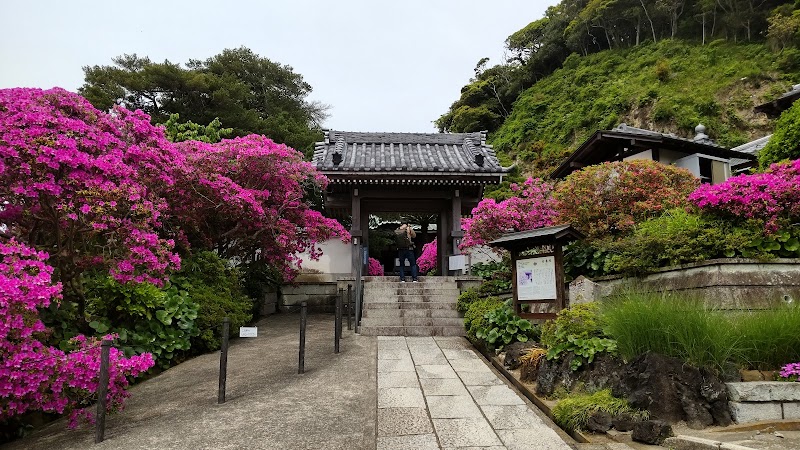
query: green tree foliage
[
  {"left": 163, "top": 114, "right": 232, "bottom": 143},
  {"left": 80, "top": 47, "right": 326, "bottom": 155},
  {"left": 759, "top": 100, "right": 800, "bottom": 167}
]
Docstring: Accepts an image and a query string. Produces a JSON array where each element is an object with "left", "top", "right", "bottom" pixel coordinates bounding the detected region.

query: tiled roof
[
  {"left": 313, "top": 130, "right": 509, "bottom": 175},
  {"left": 611, "top": 123, "right": 722, "bottom": 147},
  {"left": 731, "top": 135, "right": 771, "bottom": 155}
]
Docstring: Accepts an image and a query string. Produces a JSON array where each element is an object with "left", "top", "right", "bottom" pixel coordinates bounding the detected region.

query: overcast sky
[{"left": 1, "top": 1, "right": 558, "bottom": 132}]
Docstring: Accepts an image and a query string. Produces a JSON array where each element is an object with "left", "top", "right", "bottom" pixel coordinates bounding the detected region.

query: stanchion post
[
  {"left": 95, "top": 339, "right": 111, "bottom": 444},
  {"left": 299, "top": 301, "right": 307, "bottom": 374},
  {"left": 218, "top": 317, "right": 230, "bottom": 404},
  {"left": 335, "top": 288, "right": 342, "bottom": 353},
  {"left": 347, "top": 284, "right": 353, "bottom": 331}
]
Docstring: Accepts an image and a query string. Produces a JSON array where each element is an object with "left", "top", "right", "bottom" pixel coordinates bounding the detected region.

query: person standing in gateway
[{"left": 395, "top": 223, "right": 418, "bottom": 282}]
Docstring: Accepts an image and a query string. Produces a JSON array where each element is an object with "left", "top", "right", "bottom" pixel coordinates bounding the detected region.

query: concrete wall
[{"left": 569, "top": 259, "right": 800, "bottom": 309}]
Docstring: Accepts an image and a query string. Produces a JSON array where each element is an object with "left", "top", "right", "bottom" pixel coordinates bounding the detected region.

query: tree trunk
[{"left": 640, "top": 0, "right": 658, "bottom": 42}]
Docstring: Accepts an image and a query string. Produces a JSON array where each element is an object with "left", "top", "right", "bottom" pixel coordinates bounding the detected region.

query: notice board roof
[{"left": 489, "top": 225, "right": 584, "bottom": 251}]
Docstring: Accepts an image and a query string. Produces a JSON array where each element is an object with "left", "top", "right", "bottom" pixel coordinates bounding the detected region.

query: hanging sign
[{"left": 516, "top": 256, "right": 557, "bottom": 301}]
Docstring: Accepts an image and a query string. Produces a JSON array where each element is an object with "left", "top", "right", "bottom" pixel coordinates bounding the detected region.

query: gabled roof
[
  {"left": 730, "top": 135, "right": 771, "bottom": 171},
  {"left": 490, "top": 224, "right": 584, "bottom": 251},
  {"left": 550, "top": 123, "right": 757, "bottom": 179},
  {"left": 755, "top": 84, "right": 800, "bottom": 118},
  {"left": 313, "top": 130, "right": 511, "bottom": 185}
]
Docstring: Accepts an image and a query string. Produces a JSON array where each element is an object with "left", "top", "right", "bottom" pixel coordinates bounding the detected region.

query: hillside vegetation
[{"left": 437, "top": 0, "right": 800, "bottom": 179}]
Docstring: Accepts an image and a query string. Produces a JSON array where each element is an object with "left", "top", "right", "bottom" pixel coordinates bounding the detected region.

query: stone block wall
[
  {"left": 727, "top": 382, "right": 800, "bottom": 423},
  {"left": 569, "top": 259, "right": 800, "bottom": 309}
]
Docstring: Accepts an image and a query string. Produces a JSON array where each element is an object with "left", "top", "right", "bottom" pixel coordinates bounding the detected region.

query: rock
[
  {"left": 611, "top": 413, "right": 637, "bottom": 432},
  {"left": 631, "top": 419, "right": 673, "bottom": 445},
  {"left": 612, "top": 353, "right": 730, "bottom": 427},
  {"left": 535, "top": 352, "right": 625, "bottom": 397},
  {"left": 586, "top": 411, "right": 613, "bottom": 433},
  {"left": 502, "top": 341, "right": 538, "bottom": 370}
]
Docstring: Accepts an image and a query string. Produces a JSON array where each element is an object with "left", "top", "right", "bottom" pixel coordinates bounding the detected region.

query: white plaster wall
[
  {"left": 294, "top": 239, "right": 351, "bottom": 274},
  {"left": 622, "top": 149, "right": 653, "bottom": 161}
]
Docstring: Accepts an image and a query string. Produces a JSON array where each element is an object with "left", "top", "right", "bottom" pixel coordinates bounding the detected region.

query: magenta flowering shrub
[
  {"left": 172, "top": 136, "right": 349, "bottom": 281},
  {"left": 0, "top": 87, "right": 181, "bottom": 294},
  {"left": 780, "top": 362, "right": 800, "bottom": 381},
  {"left": 462, "top": 178, "right": 557, "bottom": 249},
  {"left": 689, "top": 159, "right": 800, "bottom": 233},
  {"left": 0, "top": 240, "right": 154, "bottom": 424},
  {"left": 417, "top": 239, "right": 438, "bottom": 274},
  {"left": 367, "top": 257, "right": 384, "bottom": 276}
]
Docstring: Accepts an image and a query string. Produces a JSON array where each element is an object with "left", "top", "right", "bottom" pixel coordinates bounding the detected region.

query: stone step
[
  {"left": 363, "top": 296, "right": 459, "bottom": 306},
  {"left": 363, "top": 276, "right": 475, "bottom": 283},
  {"left": 360, "top": 317, "right": 465, "bottom": 327},
  {"left": 359, "top": 325, "right": 465, "bottom": 337},
  {"left": 361, "top": 309, "right": 462, "bottom": 319},
  {"left": 364, "top": 287, "right": 461, "bottom": 296},
  {"left": 363, "top": 302, "right": 458, "bottom": 310}
]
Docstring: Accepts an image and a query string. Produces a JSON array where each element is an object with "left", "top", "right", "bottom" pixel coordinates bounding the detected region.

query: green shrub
[
  {"left": 464, "top": 296, "right": 504, "bottom": 343},
  {"left": 457, "top": 288, "right": 480, "bottom": 314},
  {"left": 602, "top": 292, "right": 742, "bottom": 373},
  {"left": 474, "top": 300, "right": 538, "bottom": 350},
  {"left": 541, "top": 303, "right": 616, "bottom": 370},
  {"left": 552, "top": 389, "right": 648, "bottom": 433},
  {"left": 172, "top": 251, "right": 255, "bottom": 353},
  {"left": 759, "top": 101, "right": 800, "bottom": 168},
  {"left": 478, "top": 279, "right": 512, "bottom": 296},
  {"left": 85, "top": 276, "right": 199, "bottom": 368},
  {"left": 734, "top": 304, "right": 800, "bottom": 370}
]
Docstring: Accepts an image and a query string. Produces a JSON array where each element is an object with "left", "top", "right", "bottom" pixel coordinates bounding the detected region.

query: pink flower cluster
[
  {"left": 689, "top": 159, "right": 800, "bottom": 233},
  {"left": 0, "top": 240, "right": 154, "bottom": 424},
  {"left": 462, "top": 178, "right": 557, "bottom": 248},
  {"left": 780, "top": 362, "right": 800, "bottom": 381},
  {"left": 367, "top": 257, "right": 384, "bottom": 276},
  {"left": 417, "top": 239, "right": 438, "bottom": 274}
]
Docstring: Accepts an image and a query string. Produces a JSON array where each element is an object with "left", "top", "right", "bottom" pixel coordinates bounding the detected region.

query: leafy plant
[
  {"left": 552, "top": 389, "right": 648, "bottom": 433},
  {"left": 475, "top": 301, "right": 537, "bottom": 350},
  {"left": 457, "top": 288, "right": 480, "bottom": 314},
  {"left": 759, "top": 101, "right": 800, "bottom": 168},
  {"left": 463, "top": 296, "right": 504, "bottom": 343},
  {"left": 541, "top": 303, "right": 616, "bottom": 370},
  {"left": 546, "top": 336, "right": 618, "bottom": 371}
]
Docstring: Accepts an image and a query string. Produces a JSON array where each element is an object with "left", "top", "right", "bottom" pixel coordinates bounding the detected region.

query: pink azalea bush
[
  {"left": 0, "top": 240, "right": 154, "bottom": 425},
  {"left": 462, "top": 178, "right": 557, "bottom": 248},
  {"left": 689, "top": 159, "right": 800, "bottom": 233},
  {"left": 417, "top": 239, "right": 438, "bottom": 274},
  {"left": 367, "top": 257, "right": 384, "bottom": 276}
]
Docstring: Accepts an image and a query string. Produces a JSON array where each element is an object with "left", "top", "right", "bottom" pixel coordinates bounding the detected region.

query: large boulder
[
  {"left": 612, "top": 353, "right": 732, "bottom": 428},
  {"left": 535, "top": 352, "right": 625, "bottom": 397},
  {"left": 632, "top": 419, "right": 673, "bottom": 445},
  {"left": 586, "top": 411, "right": 613, "bottom": 433},
  {"left": 502, "top": 341, "right": 538, "bottom": 370}
]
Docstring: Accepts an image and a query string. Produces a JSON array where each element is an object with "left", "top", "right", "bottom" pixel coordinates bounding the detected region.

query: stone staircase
[{"left": 359, "top": 276, "right": 465, "bottom": 336}]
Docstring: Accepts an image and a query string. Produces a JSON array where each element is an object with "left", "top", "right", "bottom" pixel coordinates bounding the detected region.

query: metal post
[
  {"left": 354, "top": 254, "right": 363, "bottom": 333},
  {"left": 347, "top": 284, "right": 353, "bottom": 331},
  {"left": 95, "top": 339, "right": 111, "bottom": 444},
  {"left": 299, "top": 301, "right": 307, "bottom": 374},
  {"left": 218, "top": 317, "right": 230, "bottom": 404},
  {"left": 335, "top": 288, "right": 342, "bottom": 353}
]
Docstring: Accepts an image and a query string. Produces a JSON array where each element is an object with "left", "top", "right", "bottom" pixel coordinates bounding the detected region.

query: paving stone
[
  {"left": 419, "top": 378, "right": 469, "bottom": 396},
  {"left": 378, "top": 407, "right": 434, "bottom": 437},
  {"left": 442, "top": 348, "right": 481, "bottom": 360},
  {"left": 378, "top": 358, "right": 415, "bottom": 373},
  {"left": 409, "top": 348, "right": 447, "bottom": 365},
  {"left": 378, "top": 371, "right": 420, "bottom": 389},
  {"left": 481, "top": 405, "right": 543, "bottom": 429},
  {"left": 459, "top": 370, "right": 506, "bottom": 386},
  {"left": 432, "top": 418, "right": 503, "bottom": 447},
  {"left": 433, "top": 336, "right": 472, "bottom": 349},
  {"left": 468, "top": 385, "right": 525, "bottom": 406},
  {"left": 378, "top": 349, "right": 412, "bottom": 360},
  {"left": 378, "top": 340, "right": 409, "bottom": 351},
  {"left": 426, "top": 395, "right": 484, "bottom": 418},
  {"left": 497, "top": 428, "right": 572, "bottom": 450},
  {"left": 377, "top": 433, "right": 440, "bottom": 450},
  {"left": 406, "top": 336, "right": 437, "bottom": 346},
  {"left": 416, "top": 364, "right": 459, "bottom": 379},
  {"left": 729, "top": 401, "right": 783, "bottom": 423},
  {"left": 378, "top": 387, "right": 426, "bottom": 408},
  {"left": 442, "top": 447, "right": 506, "bottom": 450},
  {"left": 449, "top": 357, "right": 494, "bottom": 373},
  {"left": 378, "top": 336, "right": 407, "bottom": 341}
]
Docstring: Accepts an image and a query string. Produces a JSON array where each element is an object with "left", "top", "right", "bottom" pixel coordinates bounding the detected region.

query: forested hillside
[{"left": 437, "top": 0, "right": 800, "bottom": 178}]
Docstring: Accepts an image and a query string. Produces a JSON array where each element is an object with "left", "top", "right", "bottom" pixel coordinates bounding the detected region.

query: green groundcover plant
[
  {"left": 475, "top": 300, "right": 538, "bottom": 350},
  {"left": 552, "top": 389, "right": 648, "bottom": 433}
]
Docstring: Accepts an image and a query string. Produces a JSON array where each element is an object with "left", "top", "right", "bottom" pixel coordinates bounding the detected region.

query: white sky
[{"left": 1, "top": 0, "right": 558, "bottom": 133}]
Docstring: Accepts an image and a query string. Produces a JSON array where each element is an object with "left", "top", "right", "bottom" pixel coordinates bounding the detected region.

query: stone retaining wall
[
  {"left": 570, "top": 259, "right": 800, "bottom": 309},
  {"left": 726, "top": 382, "right": 800, "bottom": 423}
]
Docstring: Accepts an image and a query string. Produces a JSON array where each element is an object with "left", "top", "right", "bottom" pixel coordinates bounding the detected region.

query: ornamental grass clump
[
  {"left": 552, "top": 389, "right": 648, "bottom": 433},
  {"left": 733, "top": 304, "right": 800, "bottom": 370},
  {"left": 602, "top": 292, "right": 740, "bottom": 374}
]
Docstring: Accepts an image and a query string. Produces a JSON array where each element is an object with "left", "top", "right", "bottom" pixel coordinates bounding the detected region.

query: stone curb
[{"left": 663, "top": 435, "right": 756, "bottom": 450}]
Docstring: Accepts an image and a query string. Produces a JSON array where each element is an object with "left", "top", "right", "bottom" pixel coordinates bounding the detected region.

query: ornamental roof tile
[{"left": 313, "top": 130, "right": 510, "bottom": 175}]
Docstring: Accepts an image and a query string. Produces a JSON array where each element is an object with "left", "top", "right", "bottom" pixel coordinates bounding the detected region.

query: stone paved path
[{"left": 376, "top": 336, "right": 573, "bottom": 450}]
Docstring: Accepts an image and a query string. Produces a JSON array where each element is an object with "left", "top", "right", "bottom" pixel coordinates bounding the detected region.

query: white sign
[
  {"left": 449, "top": 255, "right": 466, "bottom": 271},
  {"left": 516, "top": 256, "right": 557, "bottom": 301},
  {"left": 239, "top": 327, "right": 258, "bottom": 338}
]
